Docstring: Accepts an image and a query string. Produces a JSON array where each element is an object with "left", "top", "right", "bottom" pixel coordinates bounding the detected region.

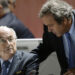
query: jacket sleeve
[
  {"left": 31, "top": 25, "right": 58, "bottom": 63},
  {"left": 25, "top": 54, "right": 39, "bottom": 75}
]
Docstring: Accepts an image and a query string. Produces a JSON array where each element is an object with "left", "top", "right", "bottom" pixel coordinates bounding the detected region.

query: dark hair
[{"left": 39, "top": 0, "right": 73, "bottom": 24}]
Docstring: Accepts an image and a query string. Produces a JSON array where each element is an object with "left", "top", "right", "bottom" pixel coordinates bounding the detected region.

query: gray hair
[
  {"left": 12, "top": 0, "right": 16, "bottom": 3},
  {"left": 0, "top": 0, "right": 16, "bottom": 11},
  {"left": 0, "top": 0, "right": 10, "bottom": 13},
  {"left": 0, "top": 26, "right": 17, "bottom": 39},
  {"left": 0, "top": 0, "right": 8, "bottom": 8},
  {"left": 8, "top": 0, "right": 16, "bottom": 4},
  {"left": 8, "top": 0, "right": 16, "bottom": 8},
  {"left": 39, "top": 0, "right": 73, "bottom": 24}
]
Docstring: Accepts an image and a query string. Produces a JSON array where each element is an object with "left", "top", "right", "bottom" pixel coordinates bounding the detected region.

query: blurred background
[{"left": 14, "top": 0, "right": 75, "bottom": 38}]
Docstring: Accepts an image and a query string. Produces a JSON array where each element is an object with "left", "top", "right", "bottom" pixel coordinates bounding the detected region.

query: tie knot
[
  {"left": 3, "top": 61, "right": 10, "bottom": 68},
  {"left": 66, "top": 32, "right": 70, "bottom": 37},
  {"left": 65, "top": 32, "right": 71, "bottom": 40}
]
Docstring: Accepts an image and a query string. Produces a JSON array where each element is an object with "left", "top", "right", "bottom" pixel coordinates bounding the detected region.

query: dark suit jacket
[
  {"left": 0, "top": 12, "right": 34, "bottom": 38},
  {"left": 31, "top": 11, "right": 75, "bottom": 75},
  {"left": 0, "top": 51, "right": 39, "bottom": 75}
]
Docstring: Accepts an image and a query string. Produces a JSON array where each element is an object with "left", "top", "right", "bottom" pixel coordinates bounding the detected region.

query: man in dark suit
[
  {"left": 31, "top": 0, "right": 75, "bottom": 75},
  {"left": 0, "top": 26, "right": 39, "bottom": 75},
  {"left": 0, "top": 0, "right": 34, "bottom": 38}
]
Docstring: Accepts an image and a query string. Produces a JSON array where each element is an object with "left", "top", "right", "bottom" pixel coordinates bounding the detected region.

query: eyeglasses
[{"left": 0, "top": 38, "right": 16, "bottom": 43}]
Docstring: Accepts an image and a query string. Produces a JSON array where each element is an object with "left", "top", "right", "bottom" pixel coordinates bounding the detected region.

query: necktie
[
  {"left": 65, "top": 32, "right": 74, "bottom": 68},
  {"left": 2, "top": 61, "right": 10, "bottom": 75}
]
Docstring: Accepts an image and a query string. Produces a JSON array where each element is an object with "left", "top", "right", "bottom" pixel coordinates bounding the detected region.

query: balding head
[
  {"left": 0, "top": 26, "right": 17, "bottom": 39},
  {"left": 0, "top": 26, "right": 17, "bottom": 61}
]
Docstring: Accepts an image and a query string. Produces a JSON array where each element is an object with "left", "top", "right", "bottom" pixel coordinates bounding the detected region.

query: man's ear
[
  {"left": 63, "top": 18, "right": 68, "bottom": 25},
  {"left": 63, "top": 17, "right": 72, "bottom": 26}
]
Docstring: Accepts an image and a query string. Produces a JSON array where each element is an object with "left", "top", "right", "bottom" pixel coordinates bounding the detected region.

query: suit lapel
[
  {"left": 8, "top": 52, "right": 21, "bottom": 75},
  {"left": 57, "top": 37, "right": 68, "bottom": 69}
]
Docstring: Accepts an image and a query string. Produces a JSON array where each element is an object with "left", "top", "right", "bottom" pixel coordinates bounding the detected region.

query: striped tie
[{"left": 2, "top": 61, "right": 10, "bottom": 75}]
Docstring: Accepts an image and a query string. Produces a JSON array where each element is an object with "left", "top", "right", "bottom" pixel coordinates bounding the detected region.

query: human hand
[{"left": 64, "top": 68, "right": 75, "bottom": 75}]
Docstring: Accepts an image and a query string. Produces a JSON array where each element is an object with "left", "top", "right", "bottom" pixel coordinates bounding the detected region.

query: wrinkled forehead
[{"left": 0, "top": 28, "right": 14, "bottom": 38}]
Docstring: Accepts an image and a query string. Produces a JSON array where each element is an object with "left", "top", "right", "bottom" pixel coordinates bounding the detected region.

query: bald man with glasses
[{"left": 0, "top": 26, "right": 39, "bottom": 75}]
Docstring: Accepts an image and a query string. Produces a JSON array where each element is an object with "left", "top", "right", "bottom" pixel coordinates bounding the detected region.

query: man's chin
[
  {"left": 56, "top": 34, "right": 62, "bottom": 37},
  {"left": 2, "top": 55, "right": 12, "bottom": 61}
]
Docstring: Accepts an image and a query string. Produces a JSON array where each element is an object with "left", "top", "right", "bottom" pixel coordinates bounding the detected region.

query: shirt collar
[
  {"left": 0, "top": 57, "right": 13, "bottom": 66},
  {"left": 69, "top": 13, "right": 74, "bottom": 34}
]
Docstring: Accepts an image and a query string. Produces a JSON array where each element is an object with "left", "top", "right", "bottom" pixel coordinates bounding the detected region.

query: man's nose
[
  {"left": 6, "top": 40, "right": 11, "bottom": 45},
  {"left": 48, "top": 27, "right": 52, "bottom": 32}
]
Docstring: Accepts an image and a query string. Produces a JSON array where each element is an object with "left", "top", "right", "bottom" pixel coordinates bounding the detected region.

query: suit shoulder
[
  {"left": 23, "top": 52, "right": 38, "bottom": 61},
  {"left": 16, "top": 51, "right": 37, "bottom": 61}
]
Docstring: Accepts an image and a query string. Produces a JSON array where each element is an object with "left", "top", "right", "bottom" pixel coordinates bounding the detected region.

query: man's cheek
[{"left": 0, "top": 51, "right": 3, "bottom": 57}]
